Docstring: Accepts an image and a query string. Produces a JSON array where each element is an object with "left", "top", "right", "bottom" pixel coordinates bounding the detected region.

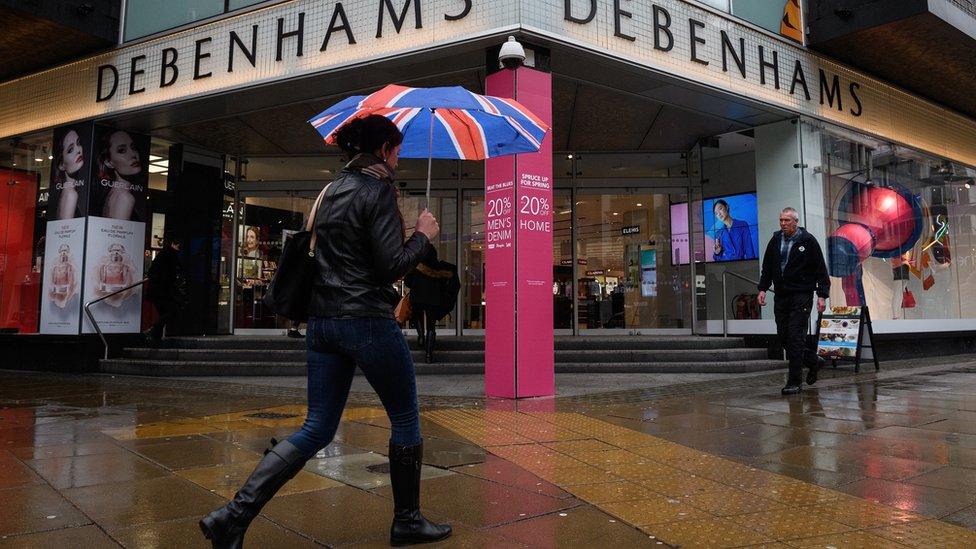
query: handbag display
[
  {"left": 901, "top": 286, "right": 917, "bottom": 309},
  {"left": 261, "top": 183, "right": 331, "bottom": 322}
]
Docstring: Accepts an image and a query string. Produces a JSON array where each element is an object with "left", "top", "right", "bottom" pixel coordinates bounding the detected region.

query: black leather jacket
[{"left": 309, "top": 156, "right": 429, "bottom": 319}]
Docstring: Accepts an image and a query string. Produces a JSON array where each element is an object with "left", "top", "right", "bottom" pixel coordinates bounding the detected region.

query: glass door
[
  {"left": 234, "top": 190, "right": 318, "bottom": 332},
  {"left": 575, "top": 189, "right": 693, "bottom": 333}
]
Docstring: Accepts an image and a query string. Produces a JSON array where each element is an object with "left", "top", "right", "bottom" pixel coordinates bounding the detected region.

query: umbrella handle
[{"left": 425, "top": 108, "right": 434, "bottom": 210}]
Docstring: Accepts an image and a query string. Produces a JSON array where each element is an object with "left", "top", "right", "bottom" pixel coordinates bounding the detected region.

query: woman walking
[{"left": 199, "top": 115, "right": 450, "bottom": 547}]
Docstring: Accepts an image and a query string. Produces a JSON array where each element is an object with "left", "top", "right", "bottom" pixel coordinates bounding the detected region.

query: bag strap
[{"left": 306, "top": 182, "right": 333, "bottom": 254}]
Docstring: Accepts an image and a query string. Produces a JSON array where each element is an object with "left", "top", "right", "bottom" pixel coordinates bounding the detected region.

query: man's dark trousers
[
  {"left": 149, "top": 298, "right": 181, "bottom": 341},
  {"left": 774, "top": 292, "right": 816, "bottom": 385}
]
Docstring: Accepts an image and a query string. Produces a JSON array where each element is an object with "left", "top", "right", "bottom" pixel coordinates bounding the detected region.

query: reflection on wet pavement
[{"left": 4, "top": 360, "right": 976, "bottom": 546}]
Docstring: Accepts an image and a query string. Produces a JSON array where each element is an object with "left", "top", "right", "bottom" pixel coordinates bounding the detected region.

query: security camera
[{"left": 498, "top": 36, "right": 526, "bottom": 69}]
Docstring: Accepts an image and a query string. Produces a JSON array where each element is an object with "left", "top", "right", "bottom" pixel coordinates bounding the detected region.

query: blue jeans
[{"left": 287, "top": 316, "right": 421, "bottom": 457}]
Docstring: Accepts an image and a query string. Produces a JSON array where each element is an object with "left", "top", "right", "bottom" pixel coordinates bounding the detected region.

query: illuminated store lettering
[
  {"left": 94, "top": 0, "right": 471, "bottom": 103},
  {"left": 376, "top": 0, "right": 421, "bottom": 38},
  {"left": 561, "top": 1, "right": 864, "bottom": 117}
]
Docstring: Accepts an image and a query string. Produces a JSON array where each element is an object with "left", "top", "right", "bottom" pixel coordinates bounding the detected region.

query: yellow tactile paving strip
[{"left": 423, "top": 409, "right": 976, "bottom": 549}]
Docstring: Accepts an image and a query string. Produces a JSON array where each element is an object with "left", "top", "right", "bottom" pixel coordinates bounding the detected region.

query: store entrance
[{"left": 575, "top": 188, "right": 693, "bottom": 333}]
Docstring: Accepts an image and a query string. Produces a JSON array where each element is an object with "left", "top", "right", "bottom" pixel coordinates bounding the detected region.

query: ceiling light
[
  {"left": 966, "top": 183, "right": 972, "bottom": 190},
  {"left": 34, "top": 156, "right": 44, "bottom": 162},
  {"left": 148, "top": 165, "right": 167, "bottom": 174},
  {"left": 149, "top": 154, "right": 163, "bottom": 162},
  {"left": 567, "top": 154, "right": 573, "bottom": 159},
  {"left": 612, "top": 212, "right": 619, "bottom": 216},
  {"left": 636, "top": 203, "right": 643, "bottom": 207}
]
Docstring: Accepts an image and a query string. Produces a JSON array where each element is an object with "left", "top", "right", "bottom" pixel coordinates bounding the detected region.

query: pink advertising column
[{"left": 484, "top": 66, "right": 555, "bottom": 398}]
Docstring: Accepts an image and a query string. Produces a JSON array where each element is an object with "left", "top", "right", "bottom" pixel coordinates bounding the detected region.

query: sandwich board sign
[{"left": 815, "top": 306, "right": 879, "bottom": 373}]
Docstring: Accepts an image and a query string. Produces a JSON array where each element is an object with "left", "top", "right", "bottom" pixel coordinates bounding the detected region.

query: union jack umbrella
[{"left": 308, "top": 84, "right": 550, "bottom": 203}]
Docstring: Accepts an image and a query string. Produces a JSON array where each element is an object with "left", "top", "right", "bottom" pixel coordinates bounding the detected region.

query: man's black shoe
[
  {"left": 286, "top": 328, "right": 304, "bottom": 339},
  {"left": 781, "top": 384, "right": 802, "bottom": 396},
  {"left": 806, "top": 358, "right": 824, "bottom": 385}
]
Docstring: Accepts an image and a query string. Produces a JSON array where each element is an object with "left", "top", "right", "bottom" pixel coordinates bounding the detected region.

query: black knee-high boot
[
  {"left": 389, "top": 441, "right": 452, "bottom": 546},
  {"left": 424, "top": 329, "right": 435, "bottom": 363},
  {"left": 415, "top": 321, "right": 425, "bottom": 349},
  {"left": 199, "top": 439, "right": 305, "bottom": 549}
]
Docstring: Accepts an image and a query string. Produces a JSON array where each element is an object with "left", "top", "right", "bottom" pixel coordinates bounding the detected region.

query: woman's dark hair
[
  {"left": 713, "top": 199, "right": 729, "bottom": 213},
  {"left": 332, "top": 115, "right": 403, "bottom": 158},
  {"left": 97, "top": 130, "right": 127, "bottom": 184},
  {"left": 52, "top": 129, "right": 83, "bottom": 189}
]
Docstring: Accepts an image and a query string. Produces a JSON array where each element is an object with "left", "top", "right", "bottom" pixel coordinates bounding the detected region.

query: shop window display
[
  {"left": 576, "top": 192, "right": 689, "bottom": 330},
  {"left": 804, "top": 122, "right": 976, "bottom": 321},
  {"left": 0, "top": 133, "right": 50, "bottom": 333}
]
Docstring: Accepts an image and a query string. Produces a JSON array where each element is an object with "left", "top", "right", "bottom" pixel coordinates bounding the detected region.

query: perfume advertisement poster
[
  {"left": 39, "top": 217, "right": 86, "bottom": 334},
  {"left": 89, "top": 126, "right": 150, "bottom": 222},
  {"left": 81, "top": 216, "right": 145, "bottom": 333},
  {"left": 48, "top": 123, "right": 94, "bottom": 221}
]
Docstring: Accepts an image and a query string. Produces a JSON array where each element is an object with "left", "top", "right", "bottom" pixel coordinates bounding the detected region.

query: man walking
[
  {"left": 144, "top": 235, "right": 186, "bottom": 347},
  {"left": 758, "top": 207, "right": 829, "bottom": 395}
]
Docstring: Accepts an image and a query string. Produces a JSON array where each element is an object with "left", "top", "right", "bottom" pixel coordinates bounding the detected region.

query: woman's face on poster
[
  {"left": 109, "top": 244, "right": 125, "bottom": 262},
  {"left": 106, "top": 131, "right": 141, "bottom": 177},
  {"left": 60, "top": 130, "right": 85, "bottom": 175},
  {"left": 245, "top": 229, "right": 258, "bottom": 250}
]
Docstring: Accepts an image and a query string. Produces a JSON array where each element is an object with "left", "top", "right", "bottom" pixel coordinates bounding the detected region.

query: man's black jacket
[
  {"left": 757, "top": 228, "right": 830, "bottom": 298},
  {"left": 309, "top": 158, "right": 429, "bottom": 319},
  {"left": 146, "top": 246, "right": 185, "bottom": 304}
]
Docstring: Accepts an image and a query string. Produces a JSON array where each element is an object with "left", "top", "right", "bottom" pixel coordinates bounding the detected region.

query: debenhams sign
[
  {"left": 92, "top": 0, "right": 861, "bottom": 117},
  {"left": 7, "top": 0, "right": 975, "bottom": 163}
]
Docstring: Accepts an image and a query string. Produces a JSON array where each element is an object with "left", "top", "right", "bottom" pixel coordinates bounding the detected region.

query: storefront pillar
[
  {"left": 484, "top": 65, "right": 555, "bottom": 399},
  {"left": 754, "top": 119, "right": 828, "bottom": 324}
]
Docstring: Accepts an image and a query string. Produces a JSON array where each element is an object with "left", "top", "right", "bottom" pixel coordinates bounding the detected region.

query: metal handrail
[
  {"left": 721, "top": 270, "right": 769, "bottom": 337},
  {"left": 84, "top": 278, "right": 149, "bottom": 360}
]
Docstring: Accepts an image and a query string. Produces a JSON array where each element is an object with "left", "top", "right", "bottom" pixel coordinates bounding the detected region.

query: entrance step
[
  {"left": 98, "top": 359, "right": 784, "bottom": 377},
  {"left": 100, "top": 335, "right": 785, "bottom": 376},
  {"left": 122, "top": 347, "right": 766, "bottom": 363}
]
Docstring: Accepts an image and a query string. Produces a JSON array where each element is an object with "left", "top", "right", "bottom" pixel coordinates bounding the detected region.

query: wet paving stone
[
  {"left": 904, "top": 466, "right": 976, "bottom": 494},
  {"left": 128, "top": 437, "right": 261, "bottom": 470},
  {"left": 302, "top": 452, "right": 452, "bottom": 490},
  {"left": 758, "top": 446, "right": 944, "bottom": 481},
  {"left": 491, "top": 505, "right": 660, "bottom": 547},
  {"left": 837, "top": 477, "right": 976, "bottom": 518},
  {"left": 7, "top": 441, "right": 126, "bottom": 461},
  {"left": 62, "top": 476, "right": 224, "bottom": 529},
  {"left": 451, "top": 456, "right": 573, "bottom": 499},
  {"left": 263, "top": 485, "right": 397, "bottom": 545},
  {"left": 178, "top": 460, "right": 342, "bottom": 499},
  {"left": 372, "top": 473, "right": 581, "bottom": 528},
  {"left": 25, "top": 452, "right": 169, "bottom": 490},
  {"left": 0, "top": 525, "right": 119, "bottom": 548},
  {"left": 0, "top": 484, "right": 92, "bottom": 536},
  {"left": 0, "top": 455, "right": 43, "bottom": 489},
  {"left": 109, "top": 515, "right": 319, "bottom": 548}
]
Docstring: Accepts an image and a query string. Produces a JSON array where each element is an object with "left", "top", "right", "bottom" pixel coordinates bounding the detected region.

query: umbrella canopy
[{"left": 308, "top": 84, "right": 549, "bottom": 161}]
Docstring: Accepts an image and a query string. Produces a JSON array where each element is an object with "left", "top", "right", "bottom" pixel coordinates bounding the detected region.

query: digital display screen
[{"left": 702, "top": 193, "right": 759, "bottom": 263}]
